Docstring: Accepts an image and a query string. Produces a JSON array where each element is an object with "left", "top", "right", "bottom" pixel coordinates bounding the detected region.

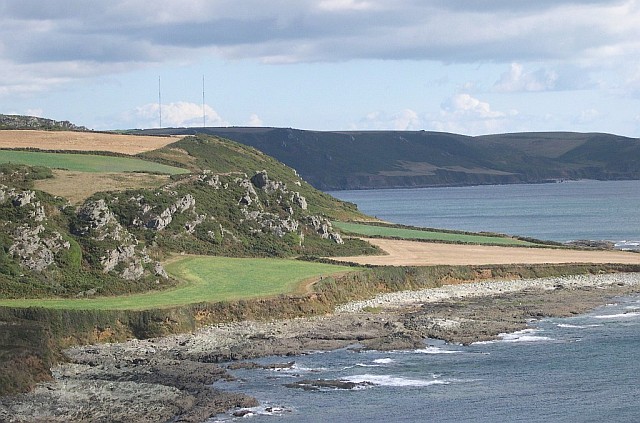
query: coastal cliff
[{"left": 135, "top": 127, "right": 640, "bottom": 190}]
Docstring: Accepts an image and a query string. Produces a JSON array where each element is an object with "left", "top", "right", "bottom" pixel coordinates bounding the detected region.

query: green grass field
[
  {"left": 0, "top": 257, "right": 356, "bottom": 310},
  {"left": 333, "top": 221, "right": 537, "bottom": 246},
  {"left": 0, "top": 150, "right": 188, "bottom": 175}
]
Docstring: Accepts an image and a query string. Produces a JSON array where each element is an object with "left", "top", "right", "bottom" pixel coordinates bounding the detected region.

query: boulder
[
  {"left": 12, "top": 190, "right": 36, "bottom": 207},
  {"left": 291, "top": 192, "right": 307, "bottom": 210}
]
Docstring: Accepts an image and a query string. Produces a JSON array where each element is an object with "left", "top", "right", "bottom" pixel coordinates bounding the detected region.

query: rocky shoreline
[{"left": 2, "top": 273, "right": 640, "bottom": 422}]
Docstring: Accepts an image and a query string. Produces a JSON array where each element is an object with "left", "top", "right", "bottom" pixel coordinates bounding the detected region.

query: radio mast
[
  {"left": 158, "top": 76, "right": 162, "bottom": 128},
  {"left": 202, "top": 75, "right": 206, "bottom": 128}
]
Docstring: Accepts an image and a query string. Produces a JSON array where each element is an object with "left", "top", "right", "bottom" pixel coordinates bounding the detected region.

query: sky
[{"left": 2, "top": 0, "right": 640, "bottom": 136}]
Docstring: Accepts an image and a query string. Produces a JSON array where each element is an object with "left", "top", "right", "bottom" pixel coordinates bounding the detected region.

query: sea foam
[
  {"left": 593, "top": 312, "right": 640, "bottom": 319},
  {"left": 414, "top": 346, "right": 463, "bottom": 354},
  {"left": 557, "top": 323, "right": 602, "bottom": 329},
  {"left": 341, "top": 374, "right": 450, "bottom": 387}
]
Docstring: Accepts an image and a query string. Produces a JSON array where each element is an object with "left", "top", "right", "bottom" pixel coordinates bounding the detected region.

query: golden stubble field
[
  {"left": 0, "top": 130, "right": 180, "bottom": 154},
  {"left": 0, "top": 130, "right": 186, "bottom": 202},
  {"left": 336, "top": 238, "right": 640, "bottom": 266}
]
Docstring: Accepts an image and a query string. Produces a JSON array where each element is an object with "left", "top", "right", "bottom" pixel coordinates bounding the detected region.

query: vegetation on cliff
[
  {"left": 0, "top": 135, "right": 373, "bottom": 300},
  {"left": 136, "top": 127, "right": 640, "bottom": 190}
]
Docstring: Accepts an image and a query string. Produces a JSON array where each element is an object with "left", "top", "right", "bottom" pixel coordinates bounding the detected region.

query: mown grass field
[
  {"left": 0, "top": 257, "right": 357, "bottom": 310},
  {"left": 333, "top": 221, "right": 537, "bottom": 246},
  {"left": 0, "top": 150, "right": 188, "bottom": 175}
]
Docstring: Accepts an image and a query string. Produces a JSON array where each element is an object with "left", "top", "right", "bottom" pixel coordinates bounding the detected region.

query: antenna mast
[
  {"left": 158, "top": 76, "right": 162, "bottom": 128},
  {"left": 202, "top": 75, "right": 206, "bottom": 128}
]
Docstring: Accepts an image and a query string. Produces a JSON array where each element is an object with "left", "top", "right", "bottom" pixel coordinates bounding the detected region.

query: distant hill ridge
[
  {"left": 135, "top": 127, "right": 640, "bottom": 190},
  {"left": 0, "top": 114, "right": 88, "bottom": 131}
]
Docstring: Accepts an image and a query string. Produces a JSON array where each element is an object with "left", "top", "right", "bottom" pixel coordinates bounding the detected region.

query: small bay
[
  {"left": 210, "top": 180, "right": 640, "bottom": 422},
  {"left": 214, "top": 297, "right": 640, "bottom": 423},
  {"left": 328, "top": 180, "right": 640, "bottom": 248}
]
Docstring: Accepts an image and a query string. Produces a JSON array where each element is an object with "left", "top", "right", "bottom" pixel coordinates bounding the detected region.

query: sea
[
  {"left": 211, "top": 180, "right": 640, "bottom": 422},
  {"left": 329, "top": 179, "right": 640, "bottom": 249}
]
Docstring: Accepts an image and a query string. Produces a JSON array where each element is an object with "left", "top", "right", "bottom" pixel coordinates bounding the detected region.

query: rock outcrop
[
  {"left": 8, "top": 225, "right": 71, "bottom": 272},
  {"left": 146, "top": 194, "right": 196, "bottom": 231},
  {"left": 0, "top": 114, "right": 88, "bottom": 131},
  {"left": 0, "top": 186, "right": 72, "bottom": 273},
  {"left": 75, "top": 199, "right": 167, "bottom": 280}
]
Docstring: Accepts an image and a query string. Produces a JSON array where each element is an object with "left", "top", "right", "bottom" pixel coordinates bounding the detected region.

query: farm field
[
  {"left": 34, "top": 170, "right": 172, "bottom": 204},
  {"left": 333, "top": 221, "right": 537, "bottom": 246},
  {"left": 0, "top": 149, "right": 188, "bottom": 174},
  {"left": 333, "top": 238, "right": 640, "bottom": 267},
  {"left": 0, "top": 257, "right": 356, "bottom": 310},
  {"left": 0, "top": 130, "right": 179, "bottom": 154}
]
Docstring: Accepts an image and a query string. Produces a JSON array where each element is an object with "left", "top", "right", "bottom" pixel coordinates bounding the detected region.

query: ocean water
[
  {"left": 210, "top": 180, "right": 640, "bottom": 422},
  {"left": 213, "top": 297, "right": 640, "bottom": 422},
  {"left": 328, "top": 180, "right": 640, "bottom": 249}
]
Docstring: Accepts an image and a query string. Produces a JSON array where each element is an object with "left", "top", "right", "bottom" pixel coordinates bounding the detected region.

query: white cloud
[
  {"left": 573, "top": 108, "right": 602, "bottom": 124},
  {"left": 494, "top": 63, "right": 559, "bottom": 92},
  {"left": 246, "top": 113, "right": 264, "bottom": 127},
  {"left": 443, "top": 94, "right": 506, "bottom": 119},
  {"left": 393, "top": 109, "right": 420, "bottom": 130},
  {"left": 133, "top": 101, "right": 228, "bottom": 128},
  {"left": 2, "top": 1, "right": 639, "bottom": 77},
  {"left": 353, "top": 108, "right": 423, "bottom": 130},
  {"left": 430, "top": 93, "right": 517, "bottom": 135},
  {"left": 317, "top": 0, "right": 375, "bottom": 12},
  {"left": 25, "top": 108, "right": 44, "bottom": 117}
]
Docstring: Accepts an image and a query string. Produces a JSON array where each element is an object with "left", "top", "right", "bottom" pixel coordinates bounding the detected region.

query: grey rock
[
  {"left": 9, "top": 225, "right": 71, "bottom": 272},
  {"left": 291, "top": 192, "right": 307, "bottom": 210},
  {"left": 184, "top": 214, "right": 206, "bottom": 234},
  {"left": 238, "top": 194, "right": 253, "bottom": 206},
  {"left": 250, "top": 170, "right": 287, "bottom": 193},
  {"left": 12, "top": 190, "right": 36, "bottom": 207},
  {"left": 101, "top": 245, "right": 137, "bottom": 273},
  {"left": 306, "top": 216, "right": 344, "bottom": 244},
  {"left": 154, "top": 262, "right": 169, "bottom": 279},
  {"left": 250, "top": 170, "right": 269, "bottom": 189},
  {"left": 197, "top": 171, "right": 222, "bottom": 188},
  {"left": 147, "top": 195, "right": 196, "bottom": 231},
  {"left": 120, "top": 258, "right": 145, "bottom": 280}
]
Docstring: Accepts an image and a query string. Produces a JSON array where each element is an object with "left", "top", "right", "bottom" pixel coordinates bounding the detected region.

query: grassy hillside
[
  {"left": 0, "top": 150, "right": 188, "bottom": 174},
  {"left": 135, "top": 128, "right": 640, "bottom": 190},
  {"left": 0, "top": 131, "right": 376, "bottom": 395},
  {"left": 141, "top": 134, "right": 368, "bottom": 220},
  {"left": 0, "top": 135, "right": 374, "bottom": 300}
]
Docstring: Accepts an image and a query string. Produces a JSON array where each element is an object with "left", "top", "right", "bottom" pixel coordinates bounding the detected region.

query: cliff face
[{"left": 136, "top": 128, "right": 640, "bottom": 190}]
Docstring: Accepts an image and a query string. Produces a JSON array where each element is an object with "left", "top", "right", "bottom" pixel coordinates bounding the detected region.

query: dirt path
[
  {"left": 0, "top": 130, "right": 181, "bottom": 154},
  {"left": 335, "top": 238, "right": 640, "bottom": 266}
]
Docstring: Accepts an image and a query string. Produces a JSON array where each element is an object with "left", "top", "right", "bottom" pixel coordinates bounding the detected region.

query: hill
[
  {"left": 134, "top": 128, "right": 640, "bottom": 190},
  {"left": 0, "top": 133, "right": 371, "bottom": 300}
]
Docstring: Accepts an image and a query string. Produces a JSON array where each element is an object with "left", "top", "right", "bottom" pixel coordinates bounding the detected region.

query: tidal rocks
[{"left": 284, "top": 379, "right": 373, "bottom": 391}]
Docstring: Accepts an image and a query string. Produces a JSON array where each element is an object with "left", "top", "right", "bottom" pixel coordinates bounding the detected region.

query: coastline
[{"left": 2, "top": 273, "right": 640, "bottom": 422}]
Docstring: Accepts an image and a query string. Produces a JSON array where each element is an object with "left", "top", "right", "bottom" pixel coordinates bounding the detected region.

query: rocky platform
[{"left": 2, "top": 273, "right": 640, "bottom": 422}]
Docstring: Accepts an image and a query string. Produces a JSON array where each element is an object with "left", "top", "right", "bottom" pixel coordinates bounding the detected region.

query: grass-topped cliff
[
  {"left": 136, "top": 127, "right": 640, "bottom": 190},
  {"left": 0, "top": 130, "right": 377, "bottom": 394},
  {"left": 0, "top": 134, "right": 372, "bottom": 300}
]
